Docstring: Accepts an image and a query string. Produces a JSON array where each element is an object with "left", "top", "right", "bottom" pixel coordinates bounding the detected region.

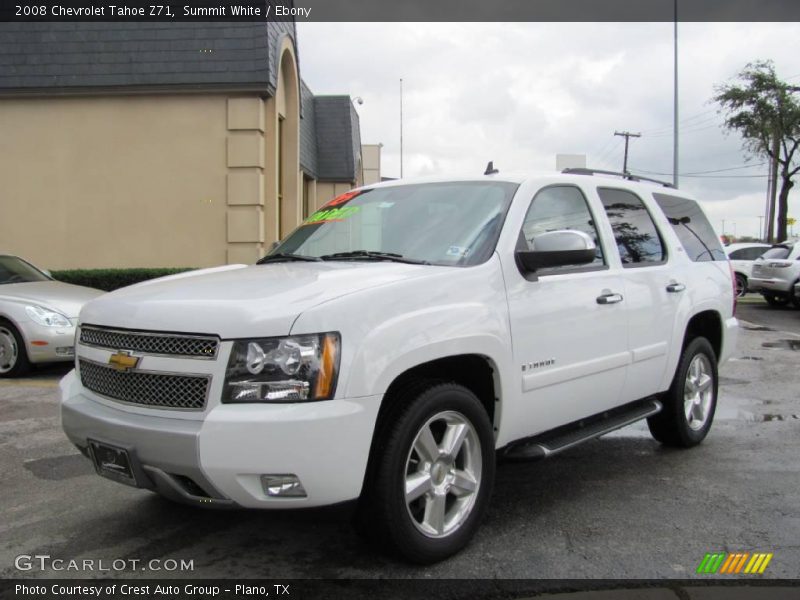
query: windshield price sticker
[{"left": 304, "top": 205, "right": 361, "bottom": 225}]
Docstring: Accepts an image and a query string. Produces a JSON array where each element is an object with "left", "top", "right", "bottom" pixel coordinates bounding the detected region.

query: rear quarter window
[
  {"left": 760, "top": 246, "right": 791, "bottom": 260},
  {"left": 652, "top": 193, "right": 726, "bottom": 262}
]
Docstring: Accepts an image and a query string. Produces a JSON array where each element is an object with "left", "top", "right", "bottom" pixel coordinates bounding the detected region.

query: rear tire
[
  {"left": 791, "top": 282, "right": 800, "bottom": 309},
  {"left": 357, "top": 381, "right": 495, "bottom": 564},
  {"left": 763, "top": 293, "right": 790, "bottom": 307},
  {"left": 648, "top": 337, "right": 717, "bottom": 448},
  {"left": 0, "top": 319, "right": 31, "bottom": 378}
]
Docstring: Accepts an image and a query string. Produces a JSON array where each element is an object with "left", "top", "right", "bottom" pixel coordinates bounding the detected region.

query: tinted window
[
  {"left": 598, "top": 188, "right": 666, "bottom": 266},
  {"left": 519, "top": 185, "right": 604, "bottom": 269},
  {"left": 730, "top": 247, "right": 767, "bottom": 261},
  {"left": 653, "top": 193, "right": 726, "bottom": 262},
  {"left": 761, "top": 246, "right": 791, "bottom": 260},
  {"left": 0, "top": 255, "right": 50, "bottom": 285}
]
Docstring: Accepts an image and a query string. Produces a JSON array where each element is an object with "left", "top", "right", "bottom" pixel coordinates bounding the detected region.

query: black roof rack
[{"left": 562, "top": 168, "right": 675, "bottom": 189}]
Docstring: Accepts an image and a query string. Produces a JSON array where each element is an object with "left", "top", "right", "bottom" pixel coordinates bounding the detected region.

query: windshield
[
  {"left": 271, "top": 181, "right": 519, "bottom": 267},
  {"left": 0, "top": 255, "right": 51, "bottom": 285}
]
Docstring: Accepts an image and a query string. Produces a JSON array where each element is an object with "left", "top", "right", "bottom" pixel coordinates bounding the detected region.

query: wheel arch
[
  {"left": 681, "top": 310, "right": 723, "bottom": 363},
  {"left": 379, "top": 354, "right": 500, "bottom": 429}
]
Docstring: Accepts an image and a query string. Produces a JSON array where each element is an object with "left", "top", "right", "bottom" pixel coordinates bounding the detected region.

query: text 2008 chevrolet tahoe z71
[{"left": 61, "top": 169, "right": 737, "bottom": 563}]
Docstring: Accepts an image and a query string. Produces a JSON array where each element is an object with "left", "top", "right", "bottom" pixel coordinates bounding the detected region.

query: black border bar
[
  {"left": 2, "top": 579, "right": 800, "bottom": 600},
  {"left": 2, "top": 0, "right": 800, "bottom": 22}
]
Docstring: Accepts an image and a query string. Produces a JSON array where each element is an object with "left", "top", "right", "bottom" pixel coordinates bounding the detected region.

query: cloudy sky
[{"left": 297, "top": 22, "right": 800, "bottom": 239}]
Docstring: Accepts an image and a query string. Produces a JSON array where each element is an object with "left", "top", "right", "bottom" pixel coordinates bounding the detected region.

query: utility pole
[
  {"left": 614, "top": 131, "right": 641, "bottom": 174},
  {"left": 758, "top": 215, "right": 764, "bottom": 241}
]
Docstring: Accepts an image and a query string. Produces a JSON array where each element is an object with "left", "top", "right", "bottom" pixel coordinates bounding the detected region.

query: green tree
[{"left": 713, "top": 61, "right": 800, "bottom": 242}]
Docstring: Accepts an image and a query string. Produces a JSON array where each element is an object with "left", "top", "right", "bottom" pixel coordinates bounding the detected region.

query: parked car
[
  {"left": 0, "top": 254, "right": 103, "bottom": 377},
  {"left": 61, "top": 170, "right": 737, "bottom": 563},
  {"left": 748, "top": 241, "right": 800, "bottom": 308},
  {"left": 725, "top": 242, "right": 770, "bottom": 297}
]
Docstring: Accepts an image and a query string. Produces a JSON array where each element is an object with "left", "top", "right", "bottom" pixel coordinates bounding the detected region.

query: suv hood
[
  {"left": 80, "top": 262, "right": 443, "bottom": 338},
  {"left": 0, "top": 281, "right": 104, "bottom": 319}
]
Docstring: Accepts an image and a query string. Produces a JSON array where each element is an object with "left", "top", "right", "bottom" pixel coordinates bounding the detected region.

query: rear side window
[
  {"left": 653, "top": 193, "right": 726, "bottom": 262},
  {"left": 598, "top": 188, "right": 666, "bottom": 266},
  {"left": 761, "top": 246, "right": 791, "bottom": 260},
  {"left": 729, "top": 247, "right": 768, "bottom": 260}
]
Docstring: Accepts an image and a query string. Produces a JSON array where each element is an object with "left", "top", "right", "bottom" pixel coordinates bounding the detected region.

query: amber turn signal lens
[{"left": 314, "top": 333, "right": 340, "bottom": 399}]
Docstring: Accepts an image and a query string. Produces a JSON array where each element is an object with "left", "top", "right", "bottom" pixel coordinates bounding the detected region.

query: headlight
[
  {"left": 223, "top": 333, "right": 340, "bottom": 403},
  {"left": 25, "top": 305, "right": 71, "bottom": 328}
]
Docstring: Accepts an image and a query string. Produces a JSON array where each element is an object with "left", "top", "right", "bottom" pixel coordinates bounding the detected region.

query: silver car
[
  {"left": 748, "top": 241, "right": 800, "bottom": 308},
  {"left": 0, "top": 254, "right": 103, "bottom": 377}
]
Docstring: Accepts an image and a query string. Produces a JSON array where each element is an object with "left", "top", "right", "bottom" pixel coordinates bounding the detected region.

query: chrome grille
[
  {"left": 79, "top": 359, "right": 209, "bottom": 410},
  {"left": 79, "top": 326, "right": 218, "bottom": 359}
]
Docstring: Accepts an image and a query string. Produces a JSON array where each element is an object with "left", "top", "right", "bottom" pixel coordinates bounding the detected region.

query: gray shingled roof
[
  {"left": 0, "top": 21, "right": 295, "bottom": 93},
  {"left": 314, "top": 96, "right": 361, "bottom": 182},
  {"left": 299, "top": 78, "right": 318, "bottom": 178}
]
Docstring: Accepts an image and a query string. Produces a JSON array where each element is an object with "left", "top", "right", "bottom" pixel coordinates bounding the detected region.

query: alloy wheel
[
  {"left": 404, "top": 410, "right": 482, "bottom": 538},
  {"left": 0, "top": 327, "right": 19, "bottom": 374},
  {"left": 684, "top": 354, "right": 714, "bottom": 431}
]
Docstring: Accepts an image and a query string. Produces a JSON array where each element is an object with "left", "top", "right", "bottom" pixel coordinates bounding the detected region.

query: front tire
[
  {"left": 734, "top": 273, "right": 747, "bottom": 298},
  {"left": 358, "top": 382, "right": 495, "bottom": 564},
  {"left": 647, "top": 337, "right": 717, "bottom": 448},
  {"left": 0, "top": 319, "right": 31, "bottom": 378}
]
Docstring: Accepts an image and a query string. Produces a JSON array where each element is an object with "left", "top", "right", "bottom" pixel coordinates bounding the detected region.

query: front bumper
[
  {"left": 18, "top": 320, "right": 76, "bottom": 364},
  {"left": 60, "top": 371, "right": 381, "bottom": 508},
  {"left": 748, "top": 277, "right": 793, "bottom": 294}
]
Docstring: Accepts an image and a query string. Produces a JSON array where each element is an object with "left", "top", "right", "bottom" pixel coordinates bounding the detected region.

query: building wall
[
  {"left": 0, "top": 94, "right": 232, "bottom": 270},
  {"left": 362, "top": 144, "right": 382, "bottom": 186},
  {"left": 0, "top": 81, "right": 376, "bottom": 269}
]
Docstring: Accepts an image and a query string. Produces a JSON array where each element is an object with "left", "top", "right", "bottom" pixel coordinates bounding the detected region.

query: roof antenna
[{"left": 484, "top": 161, "right": 499, "bottom": 175}]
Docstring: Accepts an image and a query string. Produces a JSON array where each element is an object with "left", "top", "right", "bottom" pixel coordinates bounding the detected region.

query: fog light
[
  {"left": 261, "top": 474, "right": 307, "bottom": 498},
  {"left": 56, "top": 347, "right": 74, "bottom": 356}
]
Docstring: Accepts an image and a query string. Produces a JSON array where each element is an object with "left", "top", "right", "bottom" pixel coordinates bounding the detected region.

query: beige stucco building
[{"left": 0, "top": 22, "right": 379, "bottom": 269}]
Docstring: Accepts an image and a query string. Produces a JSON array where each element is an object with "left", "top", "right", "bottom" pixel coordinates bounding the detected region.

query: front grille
[
  {"left": 80, "top": 326, "right": 218, "bottom": 359},
  {"left": 79, "top": 359, "right": 209, "bottom": 410}
]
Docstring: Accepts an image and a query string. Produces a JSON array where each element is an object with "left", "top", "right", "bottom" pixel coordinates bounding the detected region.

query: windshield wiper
[
  {"left": 256, "top": 253, "right": 323, "bottom": 264},
  {"left": 319, "top": 250, "right": 430, "bottom": 265}
]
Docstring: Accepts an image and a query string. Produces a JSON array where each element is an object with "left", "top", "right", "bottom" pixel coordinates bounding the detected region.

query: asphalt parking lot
[{"left": 1, "top": 299, "right": 798, "bottom": 583}]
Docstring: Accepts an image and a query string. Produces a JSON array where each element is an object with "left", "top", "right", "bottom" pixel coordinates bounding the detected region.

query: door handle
[
  {"left": 597, "top": 292, "right": 624, "bottom": 305},
  {"left": 666, "top": 283, "right": 686, "bottom": 293}
]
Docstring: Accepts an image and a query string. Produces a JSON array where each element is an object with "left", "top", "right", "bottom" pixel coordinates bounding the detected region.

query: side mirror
[
  {"left": 516, "top": 230, "right": 597, "bottom": 273},
  {"left": 42, "top": 269, "right": 52, "bottom": 278}
]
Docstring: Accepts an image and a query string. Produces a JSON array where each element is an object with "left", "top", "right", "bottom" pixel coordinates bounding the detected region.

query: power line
[{"left": 631, "top": 165, "right": 767, "bottom": 179}]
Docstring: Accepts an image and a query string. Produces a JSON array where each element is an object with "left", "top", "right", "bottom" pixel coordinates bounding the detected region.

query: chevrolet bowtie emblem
[{"left": 108, "top": 350, "right": 140, "bottom": 372}]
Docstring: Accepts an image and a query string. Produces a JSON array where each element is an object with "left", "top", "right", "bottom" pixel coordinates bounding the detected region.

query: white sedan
[
  {"left": 725, "top": 242, "right": 771, "bottom": 297},
  {"left": 0, "top": 254, "right": 103, "bottom": 377}
]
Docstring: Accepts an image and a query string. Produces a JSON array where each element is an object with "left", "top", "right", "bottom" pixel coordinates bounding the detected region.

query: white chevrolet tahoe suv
[{"left": 61, "top": 169, "right": 738, "bottom": 563}]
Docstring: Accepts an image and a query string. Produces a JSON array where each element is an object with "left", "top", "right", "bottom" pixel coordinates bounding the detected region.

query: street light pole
[
  {"left": 673, "top": 0, "right": 679, "bottom": 188},
  {"left": 400, "top": 78, "right": 404, "bottom": 179}
]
